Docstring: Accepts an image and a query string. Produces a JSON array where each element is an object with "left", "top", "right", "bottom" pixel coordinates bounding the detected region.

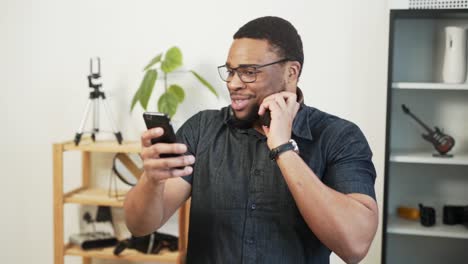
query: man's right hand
[{"left": 140, "top": 127, "right": 195, "bottom": 184}]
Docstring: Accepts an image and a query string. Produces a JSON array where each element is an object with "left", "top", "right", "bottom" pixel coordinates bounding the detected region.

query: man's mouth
[
  {"left": 231, "top": 99, "right": 250, "bottom": 111},
  {"left": 230, "top": 94, "right": 253, "bottom": 111}
]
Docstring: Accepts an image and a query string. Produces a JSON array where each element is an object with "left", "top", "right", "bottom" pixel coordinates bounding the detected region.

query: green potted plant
[{"left": 130, "top": 46, "right": 218, "bottom": 117}]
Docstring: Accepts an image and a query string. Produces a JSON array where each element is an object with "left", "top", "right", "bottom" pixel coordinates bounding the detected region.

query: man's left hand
[{"left": 258, "top": 91, "right": 300, "bottom": 150}]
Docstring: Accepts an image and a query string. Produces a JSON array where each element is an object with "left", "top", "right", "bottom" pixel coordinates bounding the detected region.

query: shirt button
[
  {"left": 253, "top": 169, "right": 261, "bottom": 176},
  {"left": 246, "top": 238, "right": 254, "bottom": 244},
  {"left": 251, "top": 203, "right": 256, "bottom": 210}
]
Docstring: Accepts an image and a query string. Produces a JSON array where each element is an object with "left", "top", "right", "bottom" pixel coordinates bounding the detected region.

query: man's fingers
[
  {"left": 260, "top": 100, "right": 281, "bottom": 117},
  {"left": 141, "top": 143, "right": 188, "bottom": 159},
  {"left": 280, "top": 91, "right": 297, "bottom": 103},
  {"left": 273, "top": 92, "right": 299, "bottom": 114},
  {"left": 263, "top": 91, "right": 296, "bottom": 104},
  {"left": 141, "top": 127, "right": 165, "bottom": 147},
  {"left": 259, "top": 91, "right": 297, "bottom": 115},
  {"left": 293, "top": 102, "right": 300, "bottom": 115},
  {"left": 154, "top": 143, "right": 188, "bottom": 155},
  {"left": 281, "top": 92, "right": 298, "bottom": 112},
  {"left": 143, "top": 155, "right": 195, "bottom": 170},
  {"left": 274, "top": 94, "right": 288, "bottom": 110},
  {"left": 258, "top": 103, "right": 267, "bottom": 115},
  {"left": 146, "top": 166, "right": 193, "bottom": 180}
]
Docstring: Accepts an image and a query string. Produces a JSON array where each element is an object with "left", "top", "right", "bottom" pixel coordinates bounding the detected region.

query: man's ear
[{"left": 286, "top": 61, "right": 301, "bottom": 85}]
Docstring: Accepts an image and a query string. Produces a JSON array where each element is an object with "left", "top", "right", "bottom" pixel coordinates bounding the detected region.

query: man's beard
[{"left": 227, "top": 104, "right": 260, "bottom": 129}]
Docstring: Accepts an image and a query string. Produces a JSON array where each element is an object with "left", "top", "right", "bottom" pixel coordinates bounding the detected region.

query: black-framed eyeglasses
[{"left": 217, "top": 58, "right": 290, "bottom": 83}]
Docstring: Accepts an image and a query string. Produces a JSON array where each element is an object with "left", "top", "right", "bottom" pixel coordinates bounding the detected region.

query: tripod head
[{"left": 88, "top": 57, "right": 102, "bottom": 89}]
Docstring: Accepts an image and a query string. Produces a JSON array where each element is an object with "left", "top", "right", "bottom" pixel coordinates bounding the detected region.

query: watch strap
[{"left": 269, "top": 140, "right": 296, "bottom": 160}]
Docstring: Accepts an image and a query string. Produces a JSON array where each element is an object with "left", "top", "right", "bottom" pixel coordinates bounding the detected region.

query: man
[{"left": 124, "top": 16, "right": 378, "bottom": 264}]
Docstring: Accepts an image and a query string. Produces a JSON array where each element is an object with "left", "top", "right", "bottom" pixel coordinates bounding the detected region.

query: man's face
[{"left": 225, "top": 38, "right": 289, "bottom": 123}]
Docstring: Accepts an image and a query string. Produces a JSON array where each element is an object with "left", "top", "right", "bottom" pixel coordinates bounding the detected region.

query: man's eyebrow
[{"left": 225, "top": 62, "right": 259, "bottom": 68}]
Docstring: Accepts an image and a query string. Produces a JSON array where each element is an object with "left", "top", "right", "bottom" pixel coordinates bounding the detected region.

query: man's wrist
[
  {"left": 275, "top": 149, "right": 298, "bottom": 161},
  {"left": 269, "top": 139, "right": 299, "bottom": 160}
]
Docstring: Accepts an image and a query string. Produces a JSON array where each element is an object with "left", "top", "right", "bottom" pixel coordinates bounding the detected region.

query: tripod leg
[
  {"left": 101, "top": 98, "right": 123, "bottom": 144},
  {"left": 75, "top": 99, "right": 93, "bottom": 145},
  {"left": 91, "top": 97, "right": 100, "bottom": 142}
]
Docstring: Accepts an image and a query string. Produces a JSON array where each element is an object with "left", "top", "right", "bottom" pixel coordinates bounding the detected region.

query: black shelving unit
[{"left": 382, "top": 9, "right": 468, "bottom": 264}]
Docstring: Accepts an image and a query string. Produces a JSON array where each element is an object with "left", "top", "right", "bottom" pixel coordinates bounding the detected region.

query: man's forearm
[
  {"left": 276, "top": 151, "right": 378, "bottom": 263},
  {"left": 124, "top": 173, "right": 166, "bottom": 236}
]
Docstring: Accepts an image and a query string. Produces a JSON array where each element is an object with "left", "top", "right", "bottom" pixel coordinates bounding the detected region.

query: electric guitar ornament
[{"left": 401, "top": 104, "right": 455, "bottom": 156}]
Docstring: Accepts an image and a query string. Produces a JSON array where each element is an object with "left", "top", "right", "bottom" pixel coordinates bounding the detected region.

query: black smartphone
[
  {"left": 143, "top": 112, "right": 180, "bottom": 159},
  {"left": 260, "top": 110, "right": 271, "bottom": 127}
]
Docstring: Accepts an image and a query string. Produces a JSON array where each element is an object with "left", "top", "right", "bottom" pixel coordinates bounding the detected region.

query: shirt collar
[{"left": 292, "top": 105, "right": 313, "bottom": 141}]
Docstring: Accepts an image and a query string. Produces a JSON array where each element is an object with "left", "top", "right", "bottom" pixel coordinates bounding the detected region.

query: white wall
[{"left": 0, "top": 0, "right": 388, "bottom": 263}]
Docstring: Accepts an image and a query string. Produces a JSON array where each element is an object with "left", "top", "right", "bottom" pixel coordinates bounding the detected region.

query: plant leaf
[
  {"left": 161, "top": 46, "right": 183, "bottom": 73},
  {"left": 168, "top": 84, "right": 185, "bottom": 103},
  {"left": 190, "top": 70, "right": 218, "bottom": 97},
  {"left": 158, "top": 92, "right": 179, "bottom": 117},
  {"left": 130, "top": 88, "right": 140, "bottom": 111},
  {"left": 143, "top": 53, "right": 163, "bottom": 71},
  {"left": 134, "top": 69, "right": 158, "bottom": 110}
]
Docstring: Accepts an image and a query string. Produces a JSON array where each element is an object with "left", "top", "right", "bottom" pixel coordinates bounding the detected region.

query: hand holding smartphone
[
  {"left": 141, "top": 112, "right": 194, "bottom": 178},
  {"left": 143, "top": 112, "right": 180, "bottom": 159}
]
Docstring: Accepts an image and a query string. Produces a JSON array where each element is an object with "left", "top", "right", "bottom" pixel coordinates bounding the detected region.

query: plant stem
[{"left": 164, "top": 72, "right": 168, "bottom": 92}]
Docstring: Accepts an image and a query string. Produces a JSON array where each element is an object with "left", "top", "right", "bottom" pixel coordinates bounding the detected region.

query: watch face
[{"left": 289, "top": 139, "right": 299, "bottom": 153}]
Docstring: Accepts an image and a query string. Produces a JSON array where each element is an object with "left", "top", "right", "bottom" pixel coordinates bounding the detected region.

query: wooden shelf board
[
  {"left": 65, "top": 243, "right": 179, "bottom": 262},
  {"left": 390, "top": 150, "right": 468, "bottom": 165},
  {"left": 392, "top": 82, "right": 468, "bottom": 90},
  {"left": 61, "top": 139, "right": 141, "bottom": 153},
  {"left": 387, "top": 215, "right": 468, "bottom": 239},
  {"left": 64, "top": 187, "right": 128, "bottom": 207}
]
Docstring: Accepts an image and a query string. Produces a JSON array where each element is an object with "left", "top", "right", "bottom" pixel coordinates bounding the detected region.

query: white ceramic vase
[{"left": 442, "top": 26, "right": 467, "bottom": 84}]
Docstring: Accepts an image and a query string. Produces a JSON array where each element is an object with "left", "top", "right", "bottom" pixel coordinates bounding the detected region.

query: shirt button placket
[{"left": 250, "top": 169, "right": 260, "bottom": 212}]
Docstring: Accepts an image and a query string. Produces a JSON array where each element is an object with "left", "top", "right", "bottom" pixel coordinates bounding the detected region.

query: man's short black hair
[{"left": 233, "top": 16, "right": 304, "bottom": 76}]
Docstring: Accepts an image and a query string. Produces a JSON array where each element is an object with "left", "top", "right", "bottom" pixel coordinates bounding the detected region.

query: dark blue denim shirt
[{"left": 176, "top": 104, "right": 376, "bottom": 264}]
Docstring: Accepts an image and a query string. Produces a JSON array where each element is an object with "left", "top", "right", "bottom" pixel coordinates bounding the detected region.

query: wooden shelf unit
[
  {"left": 65, "top": 244, "right": 179, "bottom": 262},
  {"left": 53, "top": 140, "right": 190, "bottom": 264},
  {"left": 64, "top": 187, "right": 127, "bottom": 207}
]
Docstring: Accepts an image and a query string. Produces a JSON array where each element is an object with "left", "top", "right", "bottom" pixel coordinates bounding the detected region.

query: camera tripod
[{"left": 74, "top": 58, "right": 123, "bottom": 146}]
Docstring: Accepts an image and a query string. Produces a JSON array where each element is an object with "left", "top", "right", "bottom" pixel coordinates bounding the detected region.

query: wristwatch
[{"left": 269, "top": 139, "right": 299, "bottom": 160}]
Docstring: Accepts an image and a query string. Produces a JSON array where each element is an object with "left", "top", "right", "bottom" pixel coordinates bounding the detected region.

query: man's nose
[{"left": 227, "top": 71, "right": 245, "bottom": 91}]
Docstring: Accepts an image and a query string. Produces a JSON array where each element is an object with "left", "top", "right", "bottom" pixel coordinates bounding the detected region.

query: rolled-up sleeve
[{"left": 323, "top": 122, "right": 376, "bottom": 200}]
